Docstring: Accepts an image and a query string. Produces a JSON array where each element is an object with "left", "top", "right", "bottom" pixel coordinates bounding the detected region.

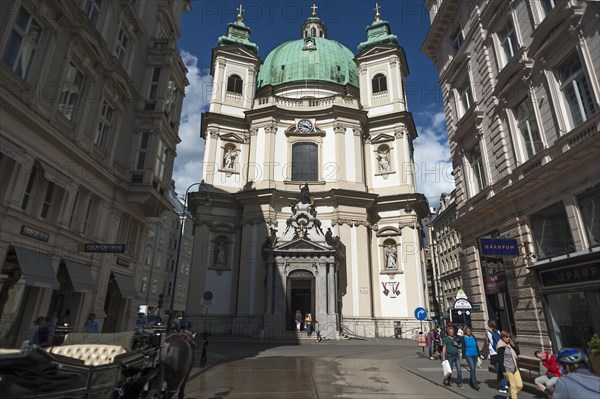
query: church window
[
  {"left": 311, "top": 27, "right": 316, "bottom": 37},
  {"left": 372, "top": 73, "right": 387, "bottom": 94},
  {"left": 227, "top": 74, "right": 243, "bottom": 94},
  {"left": 291, "top": 142, "right": 318, "bottom": 182}
]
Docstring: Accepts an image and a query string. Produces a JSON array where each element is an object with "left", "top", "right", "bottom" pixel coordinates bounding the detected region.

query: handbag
[
  {"left": 477, "top": 356, "right": 483, "bottom": 369},
  {"left": 441, "top": 359, "right": 452, "bottom": 377}
]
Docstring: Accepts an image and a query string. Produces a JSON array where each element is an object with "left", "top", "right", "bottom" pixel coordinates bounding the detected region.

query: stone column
[
  {"left": 327, "top": 262, "right": 336, "bottom": 315},
  {"left": 265, "top": 257, "right": 274, "bottom": 314}
]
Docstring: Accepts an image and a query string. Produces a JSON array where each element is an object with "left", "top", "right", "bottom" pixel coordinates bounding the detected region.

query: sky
[{"left": 175, "top": 0, "right": 454, "bottom": 209}]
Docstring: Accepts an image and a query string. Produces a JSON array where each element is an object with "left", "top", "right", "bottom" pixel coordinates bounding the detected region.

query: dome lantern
[{"left": 300, "top": 4, "right": 327, "bottom": 39}]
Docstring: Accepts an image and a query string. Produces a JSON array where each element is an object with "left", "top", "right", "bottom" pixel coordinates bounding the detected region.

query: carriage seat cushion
[{"left": 46, "top": 344, "right": 126, "bottom": 366}]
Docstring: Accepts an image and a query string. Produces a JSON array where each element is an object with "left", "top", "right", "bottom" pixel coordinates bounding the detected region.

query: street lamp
[{"left": 167, "top": 180, "right": 211, "bottom": 331}]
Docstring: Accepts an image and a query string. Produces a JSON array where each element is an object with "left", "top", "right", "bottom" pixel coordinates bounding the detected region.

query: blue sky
[{"left": 174, "top": 0, "right": 454, "bottom": 207}]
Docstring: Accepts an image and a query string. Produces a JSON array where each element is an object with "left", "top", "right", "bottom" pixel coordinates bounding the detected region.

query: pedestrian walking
[
  {"left": 304, "top": 313, "right": 312, "bottom": 337},
  {"left": 553, "top": 348, "right": 600, "bottom": 399},
  {"left": 461, "top": 326, "right": 481, "bottom": 390},
  {"left": 441, "top": 326, "right": 464, "bottom": 389},
  {"left": 534, "top": 349, "right": 563, "bottom": 396},
  {"left": 426, "top": 327, "right": 436, "bottom": 360},
  {"left": 498, "top": 330, "right": 522, "bottom": 399},
  {"left": 314, "top": 319, "right": 322, "bottom": 342},
  {"left": 487, "top": 319, "right": 509, "bottom": 394},
  {"left": 295, "top": 310, "right": 302, "bottom": 332}
]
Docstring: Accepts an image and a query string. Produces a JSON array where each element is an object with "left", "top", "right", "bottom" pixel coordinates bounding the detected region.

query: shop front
[{"left": 532, "top": 253, "right": 600, "bottom": 351}]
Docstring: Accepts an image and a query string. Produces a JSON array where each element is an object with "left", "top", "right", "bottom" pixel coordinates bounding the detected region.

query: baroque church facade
[{"left": 187, "top": 7, "right": 430, "bottom": 339}]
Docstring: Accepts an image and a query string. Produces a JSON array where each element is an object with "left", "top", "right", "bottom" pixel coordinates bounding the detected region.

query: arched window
[
  {"left": 291, "top": 142, "right": 318, "bottom": 181},
  {"left": 372, "top": 73, "right": 387, "bottom": 93},
  {"left": 311, "top": 27, "right": 316, "bottom": 37},
  {"left": 227, "top": 74, "right": 243, "bottom": 94}
]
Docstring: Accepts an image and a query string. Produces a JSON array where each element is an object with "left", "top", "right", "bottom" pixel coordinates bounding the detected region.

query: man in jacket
[{"left": 553, "top": 348, "right": 600, "bottom": 399}]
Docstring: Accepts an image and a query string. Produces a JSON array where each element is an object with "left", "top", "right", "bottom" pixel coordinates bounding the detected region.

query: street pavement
[{"left": 184, "top": 336, "right": 547, "bottom": 399}]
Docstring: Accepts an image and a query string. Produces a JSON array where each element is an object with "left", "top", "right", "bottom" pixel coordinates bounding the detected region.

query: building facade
[
  {"left": 187, "top": 8, "right": 430, "bottom": 339},
  {"left": 422, "top": 0, "right": 600, "bottom": 354},
  {"left": 429, "top": 191, "right": 462, "bottom": 325},
  {"left": 0, "top": 0, "right": 189, "bottom": 346}
]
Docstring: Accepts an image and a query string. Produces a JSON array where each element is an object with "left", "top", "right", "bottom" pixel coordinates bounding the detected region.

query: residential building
[
  {"left": 0, "top": 0, "right": 189, "bottom": 345},
  {"left": 422, "top": 0, "right": 600, "bottom": 354}
]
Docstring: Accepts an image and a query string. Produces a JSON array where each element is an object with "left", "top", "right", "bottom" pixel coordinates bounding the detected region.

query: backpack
[{"left": 490, "top": 329, "right": 501, "bottom": 351}]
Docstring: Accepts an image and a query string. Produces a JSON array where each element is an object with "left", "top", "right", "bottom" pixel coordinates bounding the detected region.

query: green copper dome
[{"left": 257, "top": 37, "right": 359, "bottom": 89}]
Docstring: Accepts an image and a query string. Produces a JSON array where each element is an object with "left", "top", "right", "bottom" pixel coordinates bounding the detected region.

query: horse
[
  {"left": 132, "top": 328, "right": 197, "bottom": 399},
  {"left": 161, "top": 330, "right": 196, "bottom": 399}
]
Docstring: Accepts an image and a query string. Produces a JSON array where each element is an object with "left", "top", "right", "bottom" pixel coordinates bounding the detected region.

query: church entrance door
[{"left": 286, "top": 271, "right": 314, "bottom": 331}]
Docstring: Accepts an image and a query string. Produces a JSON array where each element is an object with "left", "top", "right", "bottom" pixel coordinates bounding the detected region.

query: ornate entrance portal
[
  {"left": 287, "top": 270, "right": 314, "bottom": 331},
  {"left": 262, "top": 186, "right": 344, "bottom": 339}
]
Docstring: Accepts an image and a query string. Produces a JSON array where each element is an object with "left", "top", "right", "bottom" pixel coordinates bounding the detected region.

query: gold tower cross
[
  {"left": 311, "top": 4, "right": 318, "bottom": 17},
  {"left": 374, "top": 3, "right": 381, "bottom": 20},
  {"left": 237, "top": 4, "right": 244, "bottom": 21}
]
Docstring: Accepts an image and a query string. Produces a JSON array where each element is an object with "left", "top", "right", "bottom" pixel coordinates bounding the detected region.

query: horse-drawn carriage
[{"left": 0, "top": 327, "right": 196, "bottom": 399}]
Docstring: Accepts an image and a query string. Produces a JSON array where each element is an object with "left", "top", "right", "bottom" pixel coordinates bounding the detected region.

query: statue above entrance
[{"left": 298, "top": 183, "right": 312, "bottom": 204}]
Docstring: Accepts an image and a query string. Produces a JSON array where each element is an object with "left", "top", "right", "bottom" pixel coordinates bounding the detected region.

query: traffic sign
[
  {"left": 202, "top": 290, "right": 213, "bottom": 306},
  {"left": 414, "top": 307, "right": 427, "bottom": 321}
]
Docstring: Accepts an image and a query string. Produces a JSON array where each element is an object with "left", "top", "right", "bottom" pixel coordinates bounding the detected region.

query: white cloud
[
  {"left": 173, "top": 50, "right": 213, "bottom": 195},
  {"left": 413, "top": 106, "right": 455, "bottom": 210}
]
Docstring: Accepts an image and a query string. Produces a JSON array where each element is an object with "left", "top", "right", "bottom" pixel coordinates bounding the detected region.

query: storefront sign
[
  {"left": 20, "top": 225, "right": 50, "bottom": 242},
  {"left": 84, "top": 244, "right": 125, "bottom": 253},
  {"left": 116, "top": 258, "right": 129, "bottom": 268},
  {"left": 453, "top": 298, "right": 472, "bottom": 310},
  {"left": 483, "top": 272, "right": 508, "bottom": 294},
  {"left": 540, "top": 262, "right": 600, "bottom": 288},
  {"left": 480, "top": 238, "right": 519, "bottom": 256}
]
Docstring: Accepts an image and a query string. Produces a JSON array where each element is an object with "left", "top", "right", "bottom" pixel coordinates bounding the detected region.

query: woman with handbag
[{"left": 497, "top": 331, "right": 523, "bottom": 399}]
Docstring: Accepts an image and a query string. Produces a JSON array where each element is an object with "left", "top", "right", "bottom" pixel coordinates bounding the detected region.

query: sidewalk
[{"left": 396, "top": 350, "right": 546, "bottom": 399}]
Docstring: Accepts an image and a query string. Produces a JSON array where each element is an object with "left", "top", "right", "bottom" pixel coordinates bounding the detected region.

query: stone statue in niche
[
  {"left": 385, "top": 244, "right": 397, "bottom": 269},
  {"left": 377, "top": 151, "right": 390, "bottom": 172},
  {"left": 216, "top": 241, "right": 227, "bottom": 266},
  {"left": 223, "top": 148, "right": 236, "bottom": 169}
]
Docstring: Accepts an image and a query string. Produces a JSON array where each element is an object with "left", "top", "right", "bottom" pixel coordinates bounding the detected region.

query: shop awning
[
  {"left": 112, "top": 272, "right": 139, "bottom": 299},
  {"left": 63, "top": 260, "right": 97, "bottom": 293},
  {"left": 13, "top": 246, "right": 59, "bottom": 290}
]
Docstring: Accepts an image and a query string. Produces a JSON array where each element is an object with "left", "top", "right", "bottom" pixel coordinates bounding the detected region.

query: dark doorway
[
  {"left": 103, "top": 276, "right": 124, "bottom": 333},
  {"left": 286, "top": 270, "right": 314, "bottom": 331}
]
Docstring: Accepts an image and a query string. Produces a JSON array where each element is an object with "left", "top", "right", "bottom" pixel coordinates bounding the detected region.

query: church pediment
[
  {"left": 357, "top": 45, "right": 398, "bottom": 58},
  {"left": 214, "top": 45, "right": 260, "bottom": 61},
  {"left": 274, "top": 238, "right": 333, "bottom": 253},
  {"left": 370, "top": 133, "right": 395, "bottom": 143},
  {"left": 218, "top": 132, "right": 246, "bottom": 143},
  {"left": 284, "top": 125, "right": 325, "bottom": 136}
]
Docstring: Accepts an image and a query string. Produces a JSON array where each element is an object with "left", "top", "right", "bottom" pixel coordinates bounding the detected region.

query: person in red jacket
[{"left": 534, "top": 350, "right": 563, "bottom": 396}]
